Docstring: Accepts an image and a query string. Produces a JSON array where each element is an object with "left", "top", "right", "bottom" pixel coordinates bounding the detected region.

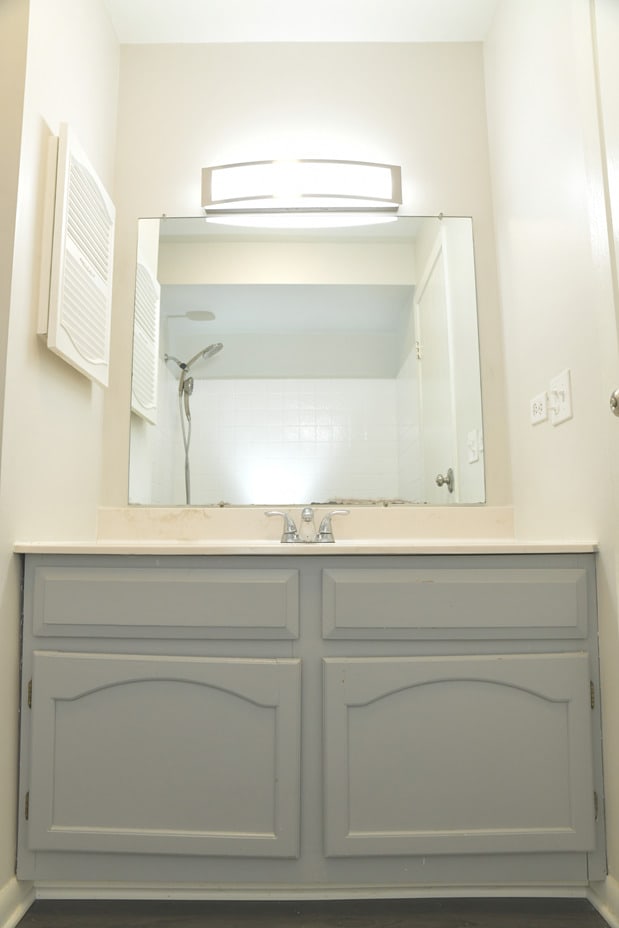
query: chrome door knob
[
  {"left": 435, "top": 467, "right": 455, "bottom": 493},
  {"left": 610, "top": 389, "right": 619, "bottom": 417}
]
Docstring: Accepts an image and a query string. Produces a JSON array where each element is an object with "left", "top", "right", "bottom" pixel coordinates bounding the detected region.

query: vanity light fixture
[{"left": 201, "top": 159, "right": 402, "bottom": 228}]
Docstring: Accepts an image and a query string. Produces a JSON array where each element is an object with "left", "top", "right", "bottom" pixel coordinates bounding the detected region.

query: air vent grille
[
  {"left": 67, "top": 156, "right": 114, "bottom": 282},
  {"left": 62, "top": 245, "right": 108, "bottom": 362},
  {"left": 43, "top": 124, "right": 115, "bottom": 386}
]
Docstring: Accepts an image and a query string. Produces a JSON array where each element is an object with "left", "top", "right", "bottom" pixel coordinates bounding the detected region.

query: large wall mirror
[{"left": 129, "top": 215, "right": 485, "bottom": 507}]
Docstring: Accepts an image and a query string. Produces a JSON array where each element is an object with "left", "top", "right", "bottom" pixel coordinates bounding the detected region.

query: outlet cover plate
[{"left": 530, "top": 391, "right": 548, "bottom": 424}]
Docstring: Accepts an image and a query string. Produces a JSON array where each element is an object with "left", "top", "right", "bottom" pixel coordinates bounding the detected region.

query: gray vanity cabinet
[
  {"left": 321, "top": 558, "right": 600, "bottom": 864},
  {"left": 323, "top": 653, "right": 594, "bottom": 857},
  {"left": 17, "top": 551, "right": 605, "bottom": 889},
  {"left": 27, "top": 652, "right": 301, "bottom": 858}
]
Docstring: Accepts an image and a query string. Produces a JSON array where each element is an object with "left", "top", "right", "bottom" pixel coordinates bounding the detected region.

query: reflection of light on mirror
[
  {"left": 205, "top": 213, "right": 399, "bottom": 230},
  {"left": 240, "top": 458, "right": 325, "bottom": 504}
]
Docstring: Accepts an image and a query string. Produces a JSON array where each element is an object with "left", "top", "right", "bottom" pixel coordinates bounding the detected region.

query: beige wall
[
  {"left": 4, "top": 0, "right": 119, "bottom": 542},
  {"left": 484, "top": 0, "right": 619, "bottom": 917},
  {"left": 0, "top": 2, "right": 30, "bottom": 922},
  {"left": 0, "top": 0, "right": 119, "bottom": 922},
  {"left": 104, "top": 41, "right": 510, "bottom": 510}
]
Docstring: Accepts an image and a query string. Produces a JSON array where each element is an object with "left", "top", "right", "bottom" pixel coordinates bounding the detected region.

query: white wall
[
  {"left": 105, "top": 41, "right": 509, "bottom": 510},
  {"left": 0, "top": 0, "right": 119, "bottom": 922},
  {"left": 484, "top": 0, "right": 619, "bottom": 916},
  {"left": 0, "top": 3, "right": 30, "bottom": 923},
  {"left": 5, "top": 0, "right": 119, "bottom": 542},
  {"left": 141, "top": 375, "right": 408, "bottom": 506}
]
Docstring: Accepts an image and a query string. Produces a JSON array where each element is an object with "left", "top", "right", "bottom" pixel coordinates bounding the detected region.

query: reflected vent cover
[{"left": 131, "top": 258, "right": 160, "bottom": 423}]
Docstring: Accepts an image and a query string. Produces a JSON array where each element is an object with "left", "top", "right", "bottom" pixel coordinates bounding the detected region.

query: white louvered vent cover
[
  {"left": 131, "top": 257, "right": 160, "bottom": 424},
  {"left": 45, "top": 124, "right": 115, "bottom": 386}
]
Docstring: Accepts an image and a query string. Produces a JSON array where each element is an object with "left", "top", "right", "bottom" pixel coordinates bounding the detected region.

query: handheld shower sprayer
[
  {"left": 164, "top": 343, "right": 223, "bottom": 373},
  {"left": 163, "top": 343, "right": 224, "bottom": 504},
  {"left": 186, "top": 342, "right": 224, "bottom": 368}
]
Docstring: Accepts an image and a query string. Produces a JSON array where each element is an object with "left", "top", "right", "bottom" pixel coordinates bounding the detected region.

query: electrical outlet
[
  {"left": 549, "top": 368, "right": 573, "bottom": 426},
  {"left": 530, "top": 391, "right": 548, "bottom": 425}
]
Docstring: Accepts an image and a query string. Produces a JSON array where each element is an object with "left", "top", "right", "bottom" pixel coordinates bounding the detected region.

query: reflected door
[{"left": 415, "top": 243, "right": 457, "bottom": 504}]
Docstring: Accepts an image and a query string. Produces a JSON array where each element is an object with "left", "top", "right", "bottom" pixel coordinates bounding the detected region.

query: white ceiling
[
  {"left": 161, "top": 283, "right": 414, "bottom": 331},
  {"left": 102, "top": 0, "right": 500, "bottom": 45}
]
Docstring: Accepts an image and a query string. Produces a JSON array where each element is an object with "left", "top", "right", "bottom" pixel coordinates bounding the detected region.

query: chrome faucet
[
  {"left": 265, "top": 510, "right": 300, "bottom": 543},
  {"left": 315, "top": 509, "right": 350, "bottom": 543},
  {"left": 265, "top": 507, "right": 350, "bottom": 543}
]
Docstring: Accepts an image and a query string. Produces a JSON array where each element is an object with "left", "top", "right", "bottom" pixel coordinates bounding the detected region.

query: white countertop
[
  {"left": 13, "top": 505, "right": 597, "bottom": 555},
  {"left": 14, "top": 539, "right": 598, "bottom": 555}
]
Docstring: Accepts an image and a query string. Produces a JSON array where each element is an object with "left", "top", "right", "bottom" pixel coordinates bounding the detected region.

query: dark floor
[{"left": 15, "top": 899, "right": 611, "bottom": 928}]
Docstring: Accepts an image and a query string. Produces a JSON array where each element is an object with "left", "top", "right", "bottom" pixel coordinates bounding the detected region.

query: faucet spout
[
  {"left": 265, "top": 507, "right": 350, "bottom": 543},
  {"left": 299, "top": 506, "right": 316, "bottom": 542}
]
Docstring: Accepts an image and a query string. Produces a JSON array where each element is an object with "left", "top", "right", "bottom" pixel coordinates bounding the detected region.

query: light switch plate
[
  {"left": 549, "top": 369, "right": 573, "bottom": 426},
  {"left": 467, "top": 429, "right": 479, "bottom": 463}
]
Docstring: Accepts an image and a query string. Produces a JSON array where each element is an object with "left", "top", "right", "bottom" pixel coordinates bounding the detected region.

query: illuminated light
[
  {"left": 202, "top": 159, "right": 402, "bottom": 225},
  {"left": 205, "top": 212, "right": 398, "bottom": 230}
]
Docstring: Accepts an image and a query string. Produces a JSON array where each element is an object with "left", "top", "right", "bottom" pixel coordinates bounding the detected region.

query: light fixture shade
[{"left": 201, "top": 159, "right": 402, "bottom": 212}]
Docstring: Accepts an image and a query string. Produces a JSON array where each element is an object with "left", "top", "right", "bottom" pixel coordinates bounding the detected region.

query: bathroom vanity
[{"left": 15, "top": 544, "right": 605, "bottom": 891}]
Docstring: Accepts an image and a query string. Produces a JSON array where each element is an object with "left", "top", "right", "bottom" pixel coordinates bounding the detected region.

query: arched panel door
[
  {"left": 28, "top": 652, "right": 301, "bottom": 858},
  {"left": 323, "top": 653, "right": 595, "bottom": 857}
]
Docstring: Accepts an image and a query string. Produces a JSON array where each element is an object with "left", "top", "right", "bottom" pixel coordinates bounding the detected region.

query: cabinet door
[
  {"left": 28, "top": 560, "right": 299, "bottom": 639},
  {"left": 28, "top": 652, "right": 301, "bottom": 857},
  {"left": 323, "top": 654, "right": 595, "bottom": 857},
  {"left": 322, "top": 562, "right": 590, "bottom": 639}
]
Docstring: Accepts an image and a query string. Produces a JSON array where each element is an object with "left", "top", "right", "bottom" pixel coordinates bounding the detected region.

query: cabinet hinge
[
  {"left": 415, "top": 340, "right": 422, "bottom": 360},
  {"left": 590, "top": 681, "right": 595, "bottom": 710},
  {"left": 27, "top": 680, "right": 32, "bottom": 709},
  {"left": 594, "top": 790, "right": 599, "bottom": 821},
  {"left": 24, "top": 792, "right": 29, "bottom": 821}
]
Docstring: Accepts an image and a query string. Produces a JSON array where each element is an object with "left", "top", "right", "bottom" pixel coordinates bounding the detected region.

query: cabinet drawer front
[
  {"left": 322, "top": 566, "right": 589, "bottom": 639},
  {"left": 28, "top": 652, "right": 301, "bottom": 857},
  {"left": 29, "top": 564, "right": 299, "bottom": 638},
  {"left": 323, "top": 653, "right": 595, "bottom": 857}
]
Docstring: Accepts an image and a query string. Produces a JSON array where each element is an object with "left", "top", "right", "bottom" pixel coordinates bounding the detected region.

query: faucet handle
[
  {"left": 316, "top": 508, "right": 350, "bottom": 543},
  {"left": 265, "top": 510, "right": 299, "bottom": 543}
]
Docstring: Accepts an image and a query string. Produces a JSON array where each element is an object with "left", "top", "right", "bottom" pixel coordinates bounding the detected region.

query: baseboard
[
  {"left": 34, "top": 882, "right": 589, "bottom": 901},
  {"left": 0, "top": 877, "right": 34, "bottom": 928},
  {"left": 589, "top": 875, "right": 619, "bottom": 928}
]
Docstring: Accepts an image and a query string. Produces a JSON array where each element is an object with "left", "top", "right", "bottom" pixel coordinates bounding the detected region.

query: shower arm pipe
[{"left": 164, "top": 346, "right": 222, "bottom": 398}]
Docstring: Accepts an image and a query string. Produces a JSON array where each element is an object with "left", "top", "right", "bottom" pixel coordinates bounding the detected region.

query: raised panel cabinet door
[
  {"left": 27, "top": 652, "right": 301, "bottom": 857},
  {"left": 323, "top": 654, "right": 595, "bottom": 857},
  {"left": 27, "top": 558, "right": 300, "bottom": 639},
  {"left": 322, "top": 561, "right": 590, "bottom": 639}
]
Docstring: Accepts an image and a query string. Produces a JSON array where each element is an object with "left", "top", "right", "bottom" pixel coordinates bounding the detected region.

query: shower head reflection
[
  {"left": 162, "top": 342, "right": 224, "bottom": 506},
  {"left": 164, "top": 342, "right": 224, "bottom": 371}
]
